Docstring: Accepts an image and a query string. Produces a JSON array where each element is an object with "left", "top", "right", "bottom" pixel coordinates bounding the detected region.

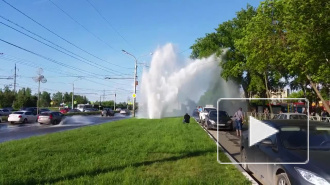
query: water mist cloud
[
  {"left": 138, "top": 43, "right": 241, "bottom": 119},
  {"left": 138, "top": 43, "right": 216, "bottom": 119}
]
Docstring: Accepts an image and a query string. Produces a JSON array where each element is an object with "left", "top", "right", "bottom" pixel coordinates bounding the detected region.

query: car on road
[
  {"left": 38, "top": 111, "right": 63, "bottom": 125},
  {"left": 20, "top": 107, "right": 38, "bottom": 115},
  {"left": 39, "top": 108, "right": 50, "bottom": 113},
  {"left": 240, "top": 120, "right": 330, "bottom": 185},
  {"left": 204, "top": 110, "right": 234, "bottom": 130},
  {"left": 60, "top": 108, "right": 71, "bottom": 114},
  {"left": 8, "top": 111, "right": 37, "bottom": 124},
  {"left": 101, "top": 108, "right": 114, "bottom": 117},
  {"left": 116, "top": 108, "right": 122, "bottom": 111},
  {"left": 84, "top": 108, "right": 95, "bottom": 112},
  {"left": 0, "top": 109, "right": 11, "bottom": 116},
  {"left": 199, "top": 106, "right": 216, "bottom": 124},
  {"left": 120, "top": 109, "right": 130, "bottom": 115},
  {"left": 67, "top": 109, "right": 81, "bottom": 113},
  {"left": 273, "top": 113, "right": 308, "bottom": 120}
]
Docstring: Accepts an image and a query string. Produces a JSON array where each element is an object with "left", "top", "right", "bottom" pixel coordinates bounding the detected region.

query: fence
[{"left": 244, "top": 112, "right": 330, "bottom": 122}]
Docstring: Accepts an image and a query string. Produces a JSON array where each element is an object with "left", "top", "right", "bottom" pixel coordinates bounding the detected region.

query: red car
[{"left": 60, "top": 108, "right": 71, "bottom": 114}]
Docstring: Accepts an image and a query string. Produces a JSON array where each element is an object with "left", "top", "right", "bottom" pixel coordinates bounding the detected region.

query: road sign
[
  {"left": 132, "top": 94, "right": 136, "bottom": 98},
  {"left": 249, "top": 116, "right": 279, "bottom": 147},
  {"left": 74, "top": 101, "right": 77, "bottom": 104}
]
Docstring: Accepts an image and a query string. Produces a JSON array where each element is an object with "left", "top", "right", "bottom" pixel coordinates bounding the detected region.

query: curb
[{"left": 194, "top": 118, "right": 259, "bottom": 185}]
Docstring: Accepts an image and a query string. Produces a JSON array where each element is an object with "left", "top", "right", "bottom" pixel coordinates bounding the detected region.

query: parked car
[
  {"left": 241, "top": 120, "right": 330, "bottom": 185},
  {"left": 3, "top": 107, "right": 13, "bottom": 112},
  {"left": 116, "top": 108, "right": 122, "bottom": 111},
  {"left": 101, "top": 108, "right": 115, "bottom": 116},
  {"left": 84, "top": 108, "right": 94, "bottom": 112},
  {"left": 8, "top": 111, "right": 37, "bottom": 124},
  {"left": 199, "top": 106, "right": 216, "bottom": 124},
  {"left": 0, "top": 109, "right": 11, "bottom": 116},
  {"left": 67, "top": 109, "right": 81, "bottom": 113},
  {"left": 192, "top": 109, "right": 199, "bottom": 117},
  {"left": 20, "top": 107, "right": 38, "bottom": 115},
  {"left": 274, "top": 113, "right": 307, "bottom": 120},
  {"left": 60, "top": 108, "right": 71, "bottom": 114},
  {"left": 120, "top": 109, "right": 130, "bottom": 115},
  {"left": 39, "top": 108, "right": 50, "bottom": 113},
  {"left": 38, "top": 111, "right": 63, "bottom": 125},
  {"left": 204, "top": 110, "right": 234, "bottom": 130}
]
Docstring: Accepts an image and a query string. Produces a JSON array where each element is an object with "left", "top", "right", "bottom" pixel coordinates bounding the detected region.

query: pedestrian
[
  {"left": 183, "top": 113, "right": 190, "bottom": 124},
  {"left": 198, "top": 106, "right": 202, "bottom": 113},
  {"left": 264, "top": 107, "right": 269, "bottom": 119},
  {"left": 234, "top": 107, "right": 244, "bottom": 137}
]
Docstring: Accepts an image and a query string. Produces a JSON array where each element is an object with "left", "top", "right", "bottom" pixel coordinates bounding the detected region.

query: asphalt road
[
  {"left": 0, "top": 114, "right": 129, "bottom": 143},
  {"left": 204, "top": 123, "right": 265, "bottom": 185}
]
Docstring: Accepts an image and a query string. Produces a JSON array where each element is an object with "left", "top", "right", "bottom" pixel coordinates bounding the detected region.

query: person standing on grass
[
  {"left": 234, "top": 107, "right": 244, "bottom": 137},
  {"left": 183, "top": 113, "right": 190, "bottom": 124}
]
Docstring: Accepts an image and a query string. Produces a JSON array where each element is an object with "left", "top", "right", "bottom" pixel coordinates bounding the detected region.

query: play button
[{"left": 249, "top": 116, "right": 279, "bottom": 147}]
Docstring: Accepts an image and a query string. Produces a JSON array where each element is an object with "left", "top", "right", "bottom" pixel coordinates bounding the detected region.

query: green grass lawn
[{"left": 0, "top": 118, "right": 250, "bottom": 185}]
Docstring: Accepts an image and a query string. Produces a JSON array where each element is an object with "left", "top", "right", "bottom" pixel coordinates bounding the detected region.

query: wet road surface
[{"left": 0, "top": 114, "right": 129, "bottom": 143}]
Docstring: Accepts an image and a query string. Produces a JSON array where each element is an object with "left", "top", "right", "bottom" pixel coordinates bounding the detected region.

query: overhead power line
[
  {"left": 48, "top": 0, "right": 116, "bottom": 51},
  {"left": 0, "top": 54, "right": 128, "bottom": 87},
  {"left": 1, "top": 0, "right": 131, "bottom": 69},
  {"left": 0, "top": 15, "right": 132, "bottom": 75},
  {"left": 0, "top": 38, "right": 102, "bottom": 77},
  {"left": 85, "top": 0, "right": 135, "bottom": 51},
  {"left": 0, "top": 20, "right": 124, "bottom": 76}
]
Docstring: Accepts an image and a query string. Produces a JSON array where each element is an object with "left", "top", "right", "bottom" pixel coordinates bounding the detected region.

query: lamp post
[
  {"left": 72, "top": 77, "right": 82, "bottom": 109},
  {"left": 33, "top": 68, "right": 47, "bottom": 115},
  {"left": 122, "top": 49, "right": 138, "bottom": 117}
]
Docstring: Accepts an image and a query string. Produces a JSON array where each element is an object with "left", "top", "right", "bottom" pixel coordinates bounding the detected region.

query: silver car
[
  {"left": 38, "top": 111, "right": 63, "bottom": 125},
  {"left": 8, "top": 111, "right": 37, "bottom": 124}
]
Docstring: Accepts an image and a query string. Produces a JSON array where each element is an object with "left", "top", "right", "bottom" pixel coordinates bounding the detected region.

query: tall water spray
[{"left": 138, "top": 43, "right": 242, "bottom": 119}]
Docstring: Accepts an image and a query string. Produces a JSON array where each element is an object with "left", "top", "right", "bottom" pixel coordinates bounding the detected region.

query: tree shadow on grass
[{"left": 19, "top": 149, "right": 214, "bottom": 185}]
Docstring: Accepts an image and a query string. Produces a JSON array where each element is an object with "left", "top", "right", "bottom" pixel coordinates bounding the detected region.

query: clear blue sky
[{"left": 0, "top": 0, "right": 262, "bottom": 102}]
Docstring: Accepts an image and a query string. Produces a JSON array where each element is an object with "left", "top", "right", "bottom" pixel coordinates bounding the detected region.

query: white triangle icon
[{"left": 249, "top": 116, "right": 279, "bottom": 147}]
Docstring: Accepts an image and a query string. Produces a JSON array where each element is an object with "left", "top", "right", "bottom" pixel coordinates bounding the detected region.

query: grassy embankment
[{"left": 0, "top": 117, "right": 250, "bottom": 185}]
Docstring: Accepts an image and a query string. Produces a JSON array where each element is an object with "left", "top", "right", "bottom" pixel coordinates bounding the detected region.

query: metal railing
[{"left": 244, "top": 112, "right": 330, "bottom": 122}]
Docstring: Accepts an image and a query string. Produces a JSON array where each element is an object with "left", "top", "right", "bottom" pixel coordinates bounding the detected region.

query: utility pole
[
  {"left": 72, "top": 83, "right": 74, "bottom": 109},
  {"left": 99, "top": 95, "right": 101, "bottom": 109},
  {"left": 14, "top": 63, "right": 17, "bottom": 93},
  {"left": 122, "top": 49, "right": 138, "bottom": 117},
  {"left": 114, "top": 91, "right": 116, "bottom": 111},
  {"left": 103, "top": 90, "right": 105, "bottom": 102}
]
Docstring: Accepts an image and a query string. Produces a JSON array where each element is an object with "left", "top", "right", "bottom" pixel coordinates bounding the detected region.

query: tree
[
  {"left": 0, "top": 86, "right": 15, "bottom": 107},
  {"left": 40, "top": 91, "right": 51, "bottom": 107},
  {"left": 74, "top": 95, "right": 89, "bottom": 104},
  {"left": 13, "top": 88, "right": 36, "bottom": 109},
  {"left": 52, "top": 92, "right": 63, "bottom": 106},
  {"left": 63, "top": 92, "right": 71, "bottom": 104},
  {"left": 278, "top": 0, "right": 330, "bottom": 113},
  {"left": 190, "top": 5, "right": 260, "bottom": 104}
]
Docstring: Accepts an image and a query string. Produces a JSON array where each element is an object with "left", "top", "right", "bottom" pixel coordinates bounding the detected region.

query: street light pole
[
  {"left": 71, "top": 77, "right": 82, "bottom": 109},
  {"left": 122, "top": 49, "right": 138, "bottom": 117},
  {"left": 72, "top": 83, "right": 74, "bottom": 109}
]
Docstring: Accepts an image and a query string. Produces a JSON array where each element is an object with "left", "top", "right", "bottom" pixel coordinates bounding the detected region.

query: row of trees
[
  {"left": 190, "top": 0, "right": 329, "bottom": 112},
  {"left": 0, "top": 86, "right": 130, "bottom": 110},
  {"left": 0, "top": 86, "right": 89, "bottom": 109}
]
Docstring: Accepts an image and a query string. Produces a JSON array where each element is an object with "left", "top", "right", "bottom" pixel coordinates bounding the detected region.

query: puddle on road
[
  {"left": 56, "top": 116, "right": 94, "bottom": 127},
  {"left": 0, "top": 122, "right": 40, "bottom": 132}
]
